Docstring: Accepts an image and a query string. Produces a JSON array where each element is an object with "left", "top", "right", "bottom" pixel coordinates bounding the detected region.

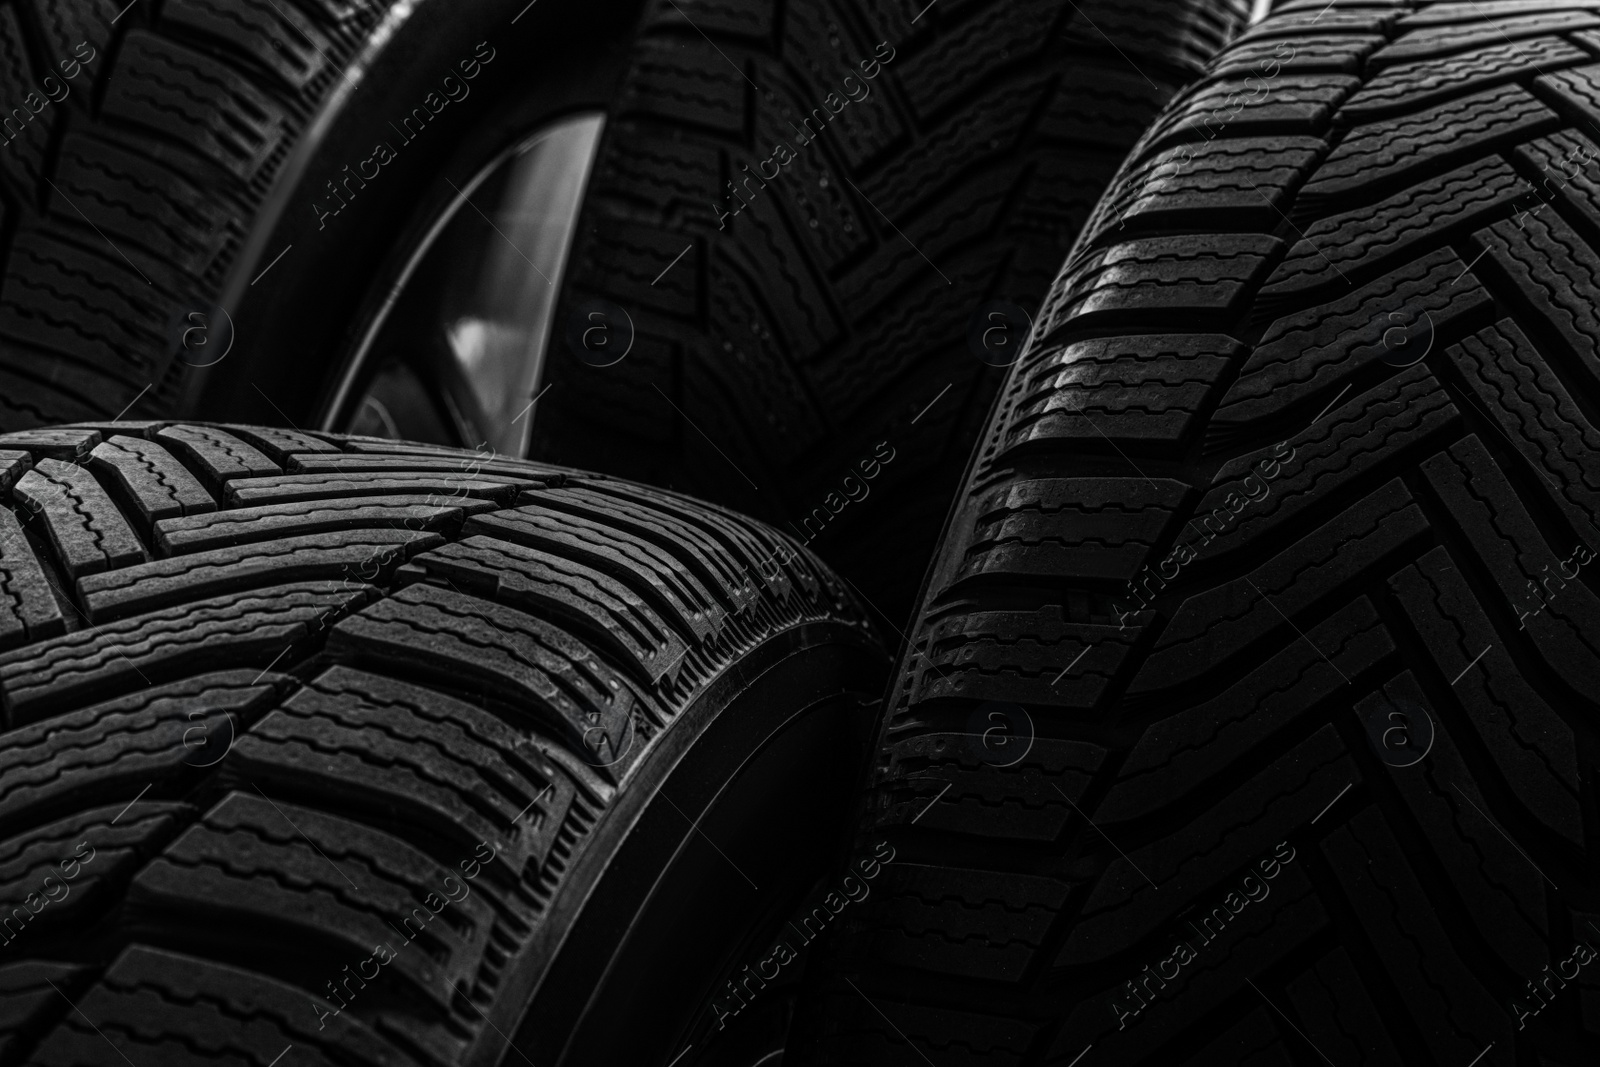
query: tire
[
  {"left": 0, "top": 0, "right": 646, "bottom": 429},
  {"left": 790, "top": 1, "right": 1600, "bottom": 1063},
  {"left": 0, "top": 0, "right": 1248, "bottom": 631},
  {"left": 528, "top": 0, "right": 1249, "bottom": 623},
  {"left": 0, "top": 420, "right": 887, "bottom": 1066}
]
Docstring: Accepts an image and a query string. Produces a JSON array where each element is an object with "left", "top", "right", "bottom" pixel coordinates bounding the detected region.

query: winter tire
[
  {"left": 791, "top": 1, "right": 1600, "bottom": 1063},
  {"left": 0, "top": 420, "right": 886, "bottom": 1066},
  {"left": 0, "top": 0, "right": 1247, "bottom": 626}
]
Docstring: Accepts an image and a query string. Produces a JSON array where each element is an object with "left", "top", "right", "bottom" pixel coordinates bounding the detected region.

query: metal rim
[{"left": 323, "top": 111, "right": 605, "bottom": 456}]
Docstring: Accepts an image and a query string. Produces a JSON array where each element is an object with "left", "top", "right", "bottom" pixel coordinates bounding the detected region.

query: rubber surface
[
  {"left": 0, "top": 421, "right": 885, "bottom": 1065},
  {"left": 532, "top": 0, "right": 1250, "bottom": 624},
  {"left": 792, "top": 1, "right": 1600, "bottom": 1063},
  {"left": 0, "top": 0, "right": 415, "bottom": 428}
]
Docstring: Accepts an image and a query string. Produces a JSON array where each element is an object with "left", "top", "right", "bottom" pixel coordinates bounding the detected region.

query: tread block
[
  {"left": 1472, "top": 209, "right": 1600, "bottom": 395},
  {"left": 1445, "top": 317, "right": 1600, "bottom": 554},
  {"left": 1391, "top": 546, "right": 1583, "bottom": 846},
  {"left": 1371, "top": 10, "right": 1600, "bottom": 70},
  {"left": 1039, "top": 65, "right": 1171, "bottom": 147},
  {"left": 1341, "top": 36, "right": 1588, "bottom": 122},
  {"left": 1208, "top": 34, "right": 1384, "bottom": 77},
  {"left": 221, "top": 424, "right": 342, "bottom": 462},
  {"left": 582, "top": 478, "right": 814, "bottom": 603},
  {"left": 51, "top": 132, "right": 235, "bottom": 282},
  {"left": 0, "top": 429, "right": 100, "bottom": 461},
  {"left": 0, "top": 450, "right": 28, "bottom": 493},
  {"left": 13, "top": 459, "right": 148, "bottom": 580},
  {"left": 1049, "top": 863, "right": 1326, "bottom": 1063},
  {"left": 154, "top": 494, "right": 493, "bottom": 556},
  {"left": 1399, "top": 1, "right": 1600, "bottom": 28},
  {"left": 1087, "top": 136, "right": 1325, "bottom": 242},
  {"left": 1143, "top": 74, "right": 1358, "bottom": 151},
  {"left": 1001, "top": 334, "right": 1243, "bottom": 454},
  {"left": 1261, "top": 155, "right": 1531, "bottom": 301},
  {"left": 227, "top": 471, "right": 528, "bottom": 507},
  {"left": 620, "top": 37, "right": 745, "bottom": 133},
  {"left": 1235, "top": 9, "right": 1397, "bottom": 39},
  {"left": 26, "top": 944, "right": 420, "bottom": 1067},
  {"left": 1321, "top": 807, "right": 1511, "bottom": 1063},
  {"left": 1100, "top": 597, "right": 1391, "bottom": 823},
  {"left": 163, "top": 0, "right": 332, "bottom": 91},
  {"left": 79, "top": 528, "right": 441, "bottom": 623},
  {"left": 909, "top": 611, "right": 1140, "bottom": 709},
  {"left": 0, "top": 232, "right": 167, "bottom": 393},
  {"left": 329, "top": 582, "right": 651, "bottom": 780},
  {"left": 1214, "top": 246, "right": 1492, "bottom": 426},
  {"left": 287, "top": 452, "right": 562, "bottom": 483},
  {"left": 1128, "top": 479, "right": 1427, "bottom": 693},
  {"left": 0, "top": 508, "right": 64, "bottom": 652},
  {"left": 0, "top": 6, "right": 49, "bottom": 197},
  {"left": 900, "top": 0, "right": 1062, "bottom": 119},
  {"left": 873, "top": 732, "right": 1106, "bottom": 842},
  {"left": 1513, "top": 128, "right": 1600, "bottom": 240},
  {"left": 861, "top": 72, "right": 1046, "bottom": 221},
  {"left": 1300, "top": 83, "right": 1557, "bottom": 210},
  {"left": 1041, "top": 234, "right": 1283, "bottom": 337},
  {"left": 1059, "top": 725, "right": 1349, "bottom": 966},
  {"left": 1284, "top": 948, "right": 1405, "bottom": 1067},
  {"left": 0, "top": 670, "right": 286, "bottom": 834},
  {"left": 129, "top": 790, "right": 499, "bottom": 1018},
  {"left": 0, "top": 581, "right": 374, "bottom": 722},
  {"left": 0, "top": 801, "right": 190, "bottom": 949},
  {"left": 1420, "top": 434, "right": 1600, "bottom": 697},
  {"left": 405, "top": 535, "right": 690, "bottom": 687},
  {"left": 955, "top": 478, "right": 1192, "bottom": 586},
  {"left": 1535, "top": 61, "right": 1600, "bottom": 135},
  {"left": 1352, "top": 671, "right": 1547, "bottom": 975},
  {"left": 851, "top": 863, "right": 1072, "bottom": 981},
  {"left": 527, "top": 485, "right": 760, "bottom": 615},
  {"left": 470, "top": 506, "right": 724, "bottom": 643},
  {"left": 88, "top": 435, "right": 216, "bottom": 525},
  {"left": 153, "top": 425, "right": 280, "bottom": 491},
  {"left": 100, "top": 32, "right": 288, "bottom": 183},
  {"left": 232, "top": 665, "right": 577, "bottom": 896},
  {"left": 1195, "top": 362, "right": 1460, "bottom": 560}
]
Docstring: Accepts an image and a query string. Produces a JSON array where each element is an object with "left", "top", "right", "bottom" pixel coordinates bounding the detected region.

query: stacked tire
[{"left": 791, "top": 1, "right": 1600, "bottom": 1063}]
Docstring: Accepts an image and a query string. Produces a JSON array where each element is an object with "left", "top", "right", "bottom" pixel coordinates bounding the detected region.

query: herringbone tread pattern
[
  {"left": 794, "top": 1, "right": 1600, "bottom": 1063},
  {"left": 0, "top": 422, "right": 875, "bottom": 1065}
]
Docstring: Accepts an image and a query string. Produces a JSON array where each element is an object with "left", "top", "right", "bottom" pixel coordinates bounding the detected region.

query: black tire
[
  {"left": 530, "top": 0, "right": 1249, "bottom": 622},
  {"left": 0, "top": 420, "right": 886, "bottom": 1066},
  {"left": 0, "top": 0, "right": 646, "bottom": 428},
  {"left": 0, "top": 0, "right": 1248, "bottom": 629},
  {"left": 791, "top": 1, "right": 1600, "bottom": 1063}
]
